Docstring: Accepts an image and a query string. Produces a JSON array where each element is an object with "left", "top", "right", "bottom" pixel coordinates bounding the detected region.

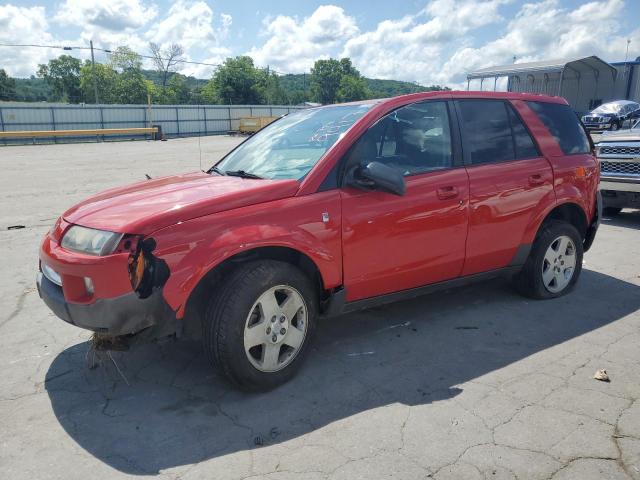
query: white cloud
[
  {"left": 144, "top": 1, "right": 232, "bottom": 75},
  {"left": 0, "top": 4, "right": 56, "bottom": 77},
  {"left": 442, "top": 0, "right": 632, "bottom": 89},
  {"left": 54, "top": 0, "right": 156, "bottom": 31},
  {"left": 247, "top": 5, "right": 359, "bottom": 72},
  {"left": 341, "top": 0, "right": 509, "bottom": 85},
  {"left": 2, "top": 0, "right": 639, "bottom": 87}
]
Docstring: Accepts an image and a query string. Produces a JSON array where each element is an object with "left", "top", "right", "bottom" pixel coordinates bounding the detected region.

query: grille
[
  {"left": 600, "top": 145, "right": 640, "bottom": 156},
  {"left": 600, "top": 161, "right": 640, "bottom": 176}
]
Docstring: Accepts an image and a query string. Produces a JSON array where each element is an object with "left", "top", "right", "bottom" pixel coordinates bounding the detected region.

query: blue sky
[{"left": 1, "top": 0, "right": 639, "bottom": 87}]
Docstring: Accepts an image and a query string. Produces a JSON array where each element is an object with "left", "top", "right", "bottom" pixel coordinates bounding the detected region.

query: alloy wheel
[
  {"left": 243, "top": 285, "right": 308, "bottom": 372},
  {"left": 541, "top": 235, "right": 577, "bottom": 293}
]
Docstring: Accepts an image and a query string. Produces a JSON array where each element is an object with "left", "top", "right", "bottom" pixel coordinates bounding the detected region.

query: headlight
[{"left": 61, "top": 225, "right": 122, "bottom": 256}]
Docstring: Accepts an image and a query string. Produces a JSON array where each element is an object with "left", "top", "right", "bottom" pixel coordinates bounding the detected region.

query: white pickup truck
[{"left": 596, "top": 119, "right": 640, "bottom": 215}]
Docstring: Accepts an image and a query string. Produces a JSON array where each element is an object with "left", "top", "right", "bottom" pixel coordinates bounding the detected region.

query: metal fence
[{"left": 0, "top": 103, "right": 304, "bottom": 144}]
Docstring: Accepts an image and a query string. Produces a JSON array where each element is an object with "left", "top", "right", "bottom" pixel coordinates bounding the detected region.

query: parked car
[
  {"left": 596, "top": 118, "right": 640, "bottom": 214},
  {"left": 38, "top": 92, "right": 601, "bottom": 391},
  {"left": 581, "top": 100, "right": 640, "bottom": 131}
]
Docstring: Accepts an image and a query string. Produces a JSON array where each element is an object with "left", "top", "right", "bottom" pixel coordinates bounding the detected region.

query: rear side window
[
  {"left": 527, "top": 101, "right": 590, "bottom": 154},
  {"left": 507, "top": 106, "right": 539, "bottom": 159},
  {"left": 457, "top": 100, "right": 539, "bottom": 165},
  {"left": 458, "top": 100, "right": 514, "bottom": 164}
]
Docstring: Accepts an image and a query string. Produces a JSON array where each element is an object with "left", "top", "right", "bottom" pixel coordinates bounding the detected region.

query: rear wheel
[
  {"left": 514, "top": 220, "right": 583, "bottom": 299},
  {"left": 203, "top": 260, "right": 317, "bottom": 391}
]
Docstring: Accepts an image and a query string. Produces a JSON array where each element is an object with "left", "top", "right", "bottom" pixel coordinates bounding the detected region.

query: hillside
[{"left": 9, "top": 71, "right": 446, "bottom": 104}]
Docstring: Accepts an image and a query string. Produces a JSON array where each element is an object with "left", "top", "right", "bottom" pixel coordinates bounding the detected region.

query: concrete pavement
[{"left": 1, "top": 137, "right": 639, "bottom": 479}]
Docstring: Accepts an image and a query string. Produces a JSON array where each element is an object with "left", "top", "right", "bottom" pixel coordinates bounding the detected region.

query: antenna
[{"left": 198, "top": 103, "right": 203, "bottom": 172}]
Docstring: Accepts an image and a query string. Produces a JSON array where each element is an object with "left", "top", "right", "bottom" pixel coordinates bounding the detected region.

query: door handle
[
  {"left": 437, "top": 186, "right": 459, "bottom": 200},
  {"left": 528, "top": 174, "right": 544, "bottom": 186}
]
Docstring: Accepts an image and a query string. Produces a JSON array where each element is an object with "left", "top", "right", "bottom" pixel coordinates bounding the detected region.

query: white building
[{"left": 467, "top": 56, "right": 640, "bottom": 114}]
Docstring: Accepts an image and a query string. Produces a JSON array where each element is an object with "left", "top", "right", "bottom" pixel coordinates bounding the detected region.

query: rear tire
[
  {"left": 603, "top": 207, "right": 622, "bottom": 217},
  {"left": 514, "top": 220, "right": 583, "bottom": 299},
  {"left": 203, "top": 260, "right": 317, "bottom": 391}
]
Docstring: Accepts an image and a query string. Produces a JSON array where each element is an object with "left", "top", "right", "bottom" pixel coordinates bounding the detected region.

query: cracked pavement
[{"left": 1, "top": 137, "right": 639, "bottom": 479}]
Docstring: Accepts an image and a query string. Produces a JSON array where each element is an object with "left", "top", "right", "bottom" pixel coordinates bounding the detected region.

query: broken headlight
[{"left": 61, "top": 225, "right": 122, "bottom": 256}]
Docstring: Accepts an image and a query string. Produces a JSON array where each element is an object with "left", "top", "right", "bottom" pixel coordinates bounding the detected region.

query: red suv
[{"left": 38, "top": 92, "right": 601, "bottom": 390}]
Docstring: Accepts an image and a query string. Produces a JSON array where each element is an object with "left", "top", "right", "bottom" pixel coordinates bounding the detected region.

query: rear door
[
  {"left": 340, "top": 100, "right": 469, "bottom": 301},
  {"left": 455, "top": 99, "right": 555, "bottom": 276}
]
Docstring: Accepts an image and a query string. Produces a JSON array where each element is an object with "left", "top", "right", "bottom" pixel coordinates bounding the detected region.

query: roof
[{"left": 467, "top": 55, "right": 616, "bottom": 80}]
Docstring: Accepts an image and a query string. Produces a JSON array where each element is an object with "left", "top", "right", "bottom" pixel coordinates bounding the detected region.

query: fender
[
  {"left": 149, "top": 190, "right": 343, "bottom": 317},
  {"left": 520, "top": 185, "right": 559, "bottom": 245}
]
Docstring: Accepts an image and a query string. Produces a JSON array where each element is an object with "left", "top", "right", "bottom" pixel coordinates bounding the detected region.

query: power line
[{"left": 0, "top": 42, "right": 295, "bottom": 75}]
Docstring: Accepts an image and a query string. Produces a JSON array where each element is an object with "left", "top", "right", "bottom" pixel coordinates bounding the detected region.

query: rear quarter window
[{"left": 527, "top": 101, "right": 590, "bottom": 155}]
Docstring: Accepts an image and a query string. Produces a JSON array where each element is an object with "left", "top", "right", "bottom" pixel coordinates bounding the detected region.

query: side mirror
[{"left": 350, "top": 161, "right": 406, "bottom": 196}]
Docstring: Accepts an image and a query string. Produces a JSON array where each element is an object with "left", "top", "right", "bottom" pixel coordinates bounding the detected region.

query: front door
[{"left": 340, "top": 100, "right": 469, "bottom": 302}]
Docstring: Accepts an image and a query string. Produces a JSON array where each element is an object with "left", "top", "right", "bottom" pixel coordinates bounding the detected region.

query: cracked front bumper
[{"left": 37, "top": 272, "right": 176, "bottom": 337}]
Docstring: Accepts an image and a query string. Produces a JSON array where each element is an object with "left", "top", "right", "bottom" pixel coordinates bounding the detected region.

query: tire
[
  {"left": 203, "top": 260, "right": 318, "bottom": 391},
  {"left": 610, "top": 122, "right": 619, "bottom": 131},
  {"left": 514, "top": 220, "right": 583, "bottom": 300},
  {"left": 603, "top": 207, "right": 622, "bottom": 216}
]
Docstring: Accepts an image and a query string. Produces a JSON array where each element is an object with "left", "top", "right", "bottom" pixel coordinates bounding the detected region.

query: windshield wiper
[
  {"left": 209, "top": 165, "right": 226, "bottom": 176},
  {"left": 224, "top": 170, "right": 264, "bottom": 179}
]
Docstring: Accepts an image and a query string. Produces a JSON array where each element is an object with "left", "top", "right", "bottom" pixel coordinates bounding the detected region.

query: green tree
[
  {"left": 204, "top": 56, "right": 265, "bottom": 104},
  {"left": 337, "top": 75, "right": 369, "bottom": 102},
  {"left": 164, "top": 74, "right": 191, "bottom": 104},
  {"left": 105, "top": 47, "right": 151, "bottom": 104},
  {"left": 113, "top": 71, "right": 150, "bottom": 104},
  {"left": 0, "top": 69, "right": 17, "bottom": 101},
  {"left": 257, "top": 71, "right": 287, "bottom": 105},
  {"left": 109, "top": 47, "right": 143, "bottom": 73},
  {"left": 79, "top": 62, "right": 117, "bottom": 103},
  {"left": 37, "top": 55, "right": 82, "bottom": 102},
  {"left": 310, "top": 59, "right": 344, "bottom": 104}
]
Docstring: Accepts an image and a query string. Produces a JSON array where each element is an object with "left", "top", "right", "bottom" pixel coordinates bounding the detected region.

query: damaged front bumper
[
  {"left": 38, "top": 229, "right": 179, "bottom": 345},
  {"left": 37, "top": 272, "right": 177, "bottom": 338}
]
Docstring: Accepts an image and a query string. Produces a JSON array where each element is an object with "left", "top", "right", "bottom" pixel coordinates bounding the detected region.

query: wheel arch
[
  {"left": 180, "top": 246, "right": 328, "bottom": 339},
  {"left": 537, "top": 202, "right": 588, "bottom": 240}
]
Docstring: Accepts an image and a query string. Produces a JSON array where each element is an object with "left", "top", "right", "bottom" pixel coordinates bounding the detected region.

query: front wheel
[
  {"left": 514, "top": 220, "right": 583, "bottom": 299},
  {"left": 203, "top": 260, "right": 317, "bottom": 391}
]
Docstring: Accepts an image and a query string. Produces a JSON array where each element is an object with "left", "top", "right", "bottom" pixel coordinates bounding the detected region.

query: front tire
[
  {"left": 514, "top": 220, "right": 583, "bottom": 299},
  {"left": 203, "top": 260, "right": 317, "bottom": 391}
]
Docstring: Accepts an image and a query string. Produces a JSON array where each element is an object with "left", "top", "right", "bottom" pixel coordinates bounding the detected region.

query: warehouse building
[{"left": 467, "top": 55, "right": 640, "bottom": 114}]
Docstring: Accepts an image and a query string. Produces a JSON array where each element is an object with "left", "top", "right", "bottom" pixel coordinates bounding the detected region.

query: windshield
[
  {"left": 214, "top": 104, "right": 373, "bottom": 180},
  {"left": 592, "top": 103, "right": 623, "bottom": 114}
]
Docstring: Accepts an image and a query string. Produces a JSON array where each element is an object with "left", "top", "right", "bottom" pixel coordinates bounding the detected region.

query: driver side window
[{"left": 346, "top": 101, "right": 453, "bottom": 176}]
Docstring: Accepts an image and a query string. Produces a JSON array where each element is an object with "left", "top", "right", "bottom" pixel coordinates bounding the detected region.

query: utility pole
[
  {"left": 90, "top": 40, "right": 99, "bottom": 104},
  {"left": 625, "top": 39, "right": 631, "bottom": 62}
]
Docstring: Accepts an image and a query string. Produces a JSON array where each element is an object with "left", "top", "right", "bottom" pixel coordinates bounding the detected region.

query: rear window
[{"left": 527, "top": 101, "right": 590, "bottom": 155}]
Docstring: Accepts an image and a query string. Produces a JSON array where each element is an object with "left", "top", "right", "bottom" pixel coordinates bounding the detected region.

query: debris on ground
[
  {"left": 7, "top": 225, "right": 26, "bottom": 230},
  {"left": 376, "top": 321, "right": 411, "bottom": 333},
  {"left": 347, "top": 351, "right": 375, "bottom": 357},
  {"left": 593, "top": 369, "right": 610, "bottom": 382},
  {"left": 455, "top": 326, "right": 479, "bottom": 330}
]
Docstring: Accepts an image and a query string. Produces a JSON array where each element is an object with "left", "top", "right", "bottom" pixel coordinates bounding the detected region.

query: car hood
[
  {"left": 63, "top": 172, "right": 300, "bottom": 234},
  {"left": 598, "top": 130, "right": 640, "bottom": 142}
]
